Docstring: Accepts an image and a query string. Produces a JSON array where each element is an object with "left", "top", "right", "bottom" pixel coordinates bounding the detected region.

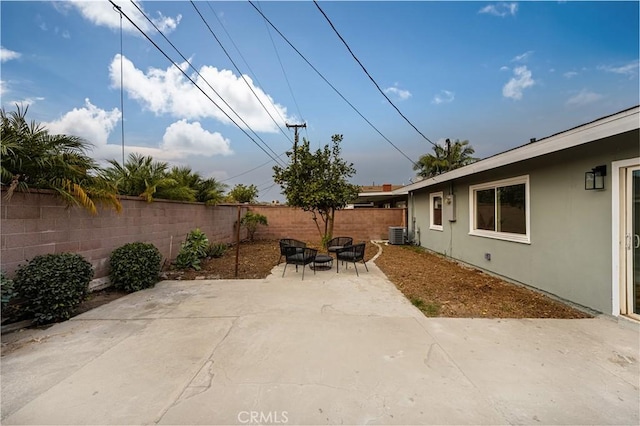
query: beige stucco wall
[{"left": 410, "top": 129, "right": 639, "bottom": 313}]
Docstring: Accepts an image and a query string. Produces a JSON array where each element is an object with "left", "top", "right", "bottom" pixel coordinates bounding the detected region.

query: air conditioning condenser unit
[{"left": 388, "top": 226, "right": 406, "bottom": 245}]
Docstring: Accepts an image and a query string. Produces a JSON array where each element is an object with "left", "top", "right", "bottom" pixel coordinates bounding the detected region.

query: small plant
[
  {"left": 410, "top": 296, "right": 440, "bottom": 317},
  {"left": 207, "top": 242, "right": 228, "bottom": 258},
  {"left": 110, "top": 242, "right": 162, "bottom": 293},
  {"left": 240, "top": 211, "right": 268, "bottom": 242},
  {"left": 175, "top": 228, "right": 210, "bottom": 270},
  {"left": 13, "top": 253, "right": 93, "bottom": 324}
]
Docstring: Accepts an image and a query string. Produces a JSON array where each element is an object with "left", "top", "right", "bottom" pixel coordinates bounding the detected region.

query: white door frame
[{"left": 611, "top": 157, "right": 640, "bottom": 316}]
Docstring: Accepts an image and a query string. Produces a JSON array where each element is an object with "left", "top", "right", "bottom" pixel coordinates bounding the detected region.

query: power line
[
  {"left": 205, "top": 2, "right": 291, "bottom": 129},
  {"left": 110, "top": 0, "right": 285, "bottom": 167},
  {"left": 192, "top": 1, "right": 294, "bottom": 146},
  {"left": 112, "top": 4, "right": 125, "bottom": 166},
  {"left": 313, "top": 0, "right": 436, "bottom": 148},
  {"left": 129, "top": 0, "right": 285, "bottom": 167},
  {"left": 220, "top": 151, "right": 288, "bottom": 183},
  {"left": 248, "top": 1, "right": 420, "bottom": 169},
  {"left": 256, "top": 1, "right": 309, "bottom": 141}
]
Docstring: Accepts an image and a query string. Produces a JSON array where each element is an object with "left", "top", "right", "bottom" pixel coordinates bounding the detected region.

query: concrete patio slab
[{"left": 1, "top": 257, "right": 638, "bottom": 425}]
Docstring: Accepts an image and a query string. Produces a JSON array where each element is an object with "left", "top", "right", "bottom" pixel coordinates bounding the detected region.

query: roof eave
[{"left": 397, "top": 105, "right": 639, "bottom": 194}]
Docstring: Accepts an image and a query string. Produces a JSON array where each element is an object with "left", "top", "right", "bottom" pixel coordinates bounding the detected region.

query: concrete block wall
[
  {"left": 1, "top": 190, "right": 247, "bottom": 279},
  {"left": 0, "top": 190, "right": 404, "bottom": 281},
  {"left": 248, "top": 205, "right": 405, "bottom": 243}
]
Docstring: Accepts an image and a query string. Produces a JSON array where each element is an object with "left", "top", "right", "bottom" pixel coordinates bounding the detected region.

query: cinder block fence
[{"left": 1, "top": 189, "right": 404, "bottom": 281}]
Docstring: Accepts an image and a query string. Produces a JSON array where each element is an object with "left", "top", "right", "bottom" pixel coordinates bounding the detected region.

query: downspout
[{"left": 410, "top": 191, "right": 418, "bottom": 246}]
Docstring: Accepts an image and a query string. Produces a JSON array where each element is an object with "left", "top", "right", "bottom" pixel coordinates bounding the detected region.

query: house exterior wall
[{"left": 409, "top": 129, "right": 638, "bottom": 313}]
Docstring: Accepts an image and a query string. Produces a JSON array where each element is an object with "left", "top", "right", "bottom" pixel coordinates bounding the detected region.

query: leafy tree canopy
[
  {"left": 413, "top": 139, "right": 478, "bottom": 178},
  {"left": 273, "top": 134, "right": 359, "bottom": 246},
  {"left": 227, "top": 183, "right": 259, "bottom": 204}
]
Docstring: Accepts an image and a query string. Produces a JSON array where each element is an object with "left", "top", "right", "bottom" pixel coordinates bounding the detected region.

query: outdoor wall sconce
[{"left": 585, "top": 165, "right": 606, "bottom": 190}]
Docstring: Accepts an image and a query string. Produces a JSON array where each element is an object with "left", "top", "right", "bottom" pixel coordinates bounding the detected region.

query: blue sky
[{"left": 2, "top": 1, "right": 638, "bottom": 202}]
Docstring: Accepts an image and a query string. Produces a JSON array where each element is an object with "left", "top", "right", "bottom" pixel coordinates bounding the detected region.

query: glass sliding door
[{"left": 626, "top": 167, "right": 640, "bottom": 316}]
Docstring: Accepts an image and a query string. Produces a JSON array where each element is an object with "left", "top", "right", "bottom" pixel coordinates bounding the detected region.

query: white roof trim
[
  {"left": 358, "top": 191, "right": 407, "bottom": 197},
  {"left": 397, "top": 106, "right": 639, "bottom": 194}
]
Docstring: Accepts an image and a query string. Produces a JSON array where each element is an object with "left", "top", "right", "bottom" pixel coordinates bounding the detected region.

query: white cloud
[
  {"left": 161, "top": 120, "right": 232, "bottom": 157},
  {"left": 62, "top": 1, "right": 182, "bottom": 35},
  {"left": 598, "top": 60, "right": 639, "bottom": 77},
  {"left": 1, "top": 46, "right": 21, "bottom": 63},
  {"left": 566, "top": 89, "right": 603, "bottom": 107},
  {"left": 42, "top": 99, "right": 234, "bottom": 164},
  {"left": 383, "top": 85, "right": 412, "bottom": 101},
  {"left": 500, "top": 66, "right": 510, "bottom": 72},
  {"left": 432, "top": 90, "right": 455, "bottom": 105},
  {"left": 8, "top": 97, "right": 46, "bottom": 107},
  {"left": 44, "top": 99, "right": 121, "bottom": 149},
  {"left": 479, "top": 3, "right": 518, "bottom": 17},
  {"left": 502, "top": 66, "right": 535, "bottom": 100},
  {"left": 109, "top": 54, "right": 291, "bottom": 132},
  {"left": 511, "top": 51, "right": 533, "bottom": 62},
  {"left": 563, "top": 71, "right": 578, "bottom": 79}
]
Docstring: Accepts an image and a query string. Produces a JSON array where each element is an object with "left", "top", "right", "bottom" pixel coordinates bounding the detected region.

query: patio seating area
[{"left": 280, "top": 237, "right": 369, "bottom": 278}]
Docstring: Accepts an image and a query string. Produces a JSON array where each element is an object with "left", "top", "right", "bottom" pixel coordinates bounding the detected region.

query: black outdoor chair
[
  {"left": 282, "top": 246, "right": 318, "bottom": 280},
  {"left": 326, "top": 236, "right": 353, "bottom": 256},
  {"left": 335, "top": 242, "right": 368, "bottom": 276},
  {"left": 278, "top": 238, "right": 306, "bottom": 264}
]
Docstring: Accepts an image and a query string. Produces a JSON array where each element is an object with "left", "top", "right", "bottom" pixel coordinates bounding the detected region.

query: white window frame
[
  {"left": 429, "top": 192, "right": 444, "bottom": 231},
  {"left": 469, "top": 175, "right": 530, "bottom": 244}
]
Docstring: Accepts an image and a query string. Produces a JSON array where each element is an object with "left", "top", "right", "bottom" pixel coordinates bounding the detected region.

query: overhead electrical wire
[
  {"left": 191, "top": 1, "right": 294, "bottom": 146},
  {"left": 255, "top": 1, "right": 309, "bottom": 141},
  {"left": 313, "top": 0, "right": 437, "bottom": 148},
  {"left": 205, "top": 2, "right": 292, "bottom": 133},
  {"left": 220, "top": 150, "right": 288, "bottom": 183},
  {"left": 248, "top": 1, "right": 420, "bottom": 169},
  {"left": 114, "top": 4, "right": 126, "bottom": 166},
  {"left": 110, "top": 0, "right": 285, "bottom": 167},
  {"left": 128, "top": 0, "right": 285, "bottom": 167}
]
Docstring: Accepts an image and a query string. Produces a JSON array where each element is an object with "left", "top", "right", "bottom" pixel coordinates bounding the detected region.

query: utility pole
[{"left": 286, "top": 123, "right": 306, "bottom": 165}]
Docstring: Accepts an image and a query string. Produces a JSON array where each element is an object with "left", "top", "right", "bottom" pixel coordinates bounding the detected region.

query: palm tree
[
  {"left": 103, "top": 153, "right": 178, "bottom": 202},
  {"left": 195, "top": 177, "right": 228, "bottom": 205},
  {"left": 413, "top": 139, "right": 478, "bottom": 178},
  {"left": 163, "top": 166, "right": 228, "bottom": 205},
  {"left": 1, "top": 105, "right": 121, "bottom": 214},
  {"left": 158, "top": 166, "right": 198, "bottom": 202}
]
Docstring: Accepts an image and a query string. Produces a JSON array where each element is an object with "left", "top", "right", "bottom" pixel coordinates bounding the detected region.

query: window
[
  {"left": 469, "top": 176, "right": 530, "bottom": 243},
  {"left": 430, "top": 192, "right": 443, "bottom": 231}
]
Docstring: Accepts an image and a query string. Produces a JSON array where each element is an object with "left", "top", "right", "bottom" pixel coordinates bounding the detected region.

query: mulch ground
[{"left": 374, "top": 243, "right": 590, "bottom": 319}]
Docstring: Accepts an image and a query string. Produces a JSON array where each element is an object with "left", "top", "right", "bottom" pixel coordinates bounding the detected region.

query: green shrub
[
  {"left": 110, "top": 242, "right": 162, "bottom": 293},
  {"left": 175, "top": 248, "right": 201, "bottom": 270},
  {"left": 207, "top": 242, "right": 228, "bottom": 258},
  {"left": 240, "top": 212, "right": 268, "bottom": 242},
  {"left": 13, "top": 253, "right": 93, "bottom": 325},
  {"left": 175, "top": 229, "right": 209, "bottom": 270},
  {"left": 186, "top": 228, "right": 209, "bottom": 257},
  {"left": 1, "top": 271, "right": 16, "bottom": 310}
]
